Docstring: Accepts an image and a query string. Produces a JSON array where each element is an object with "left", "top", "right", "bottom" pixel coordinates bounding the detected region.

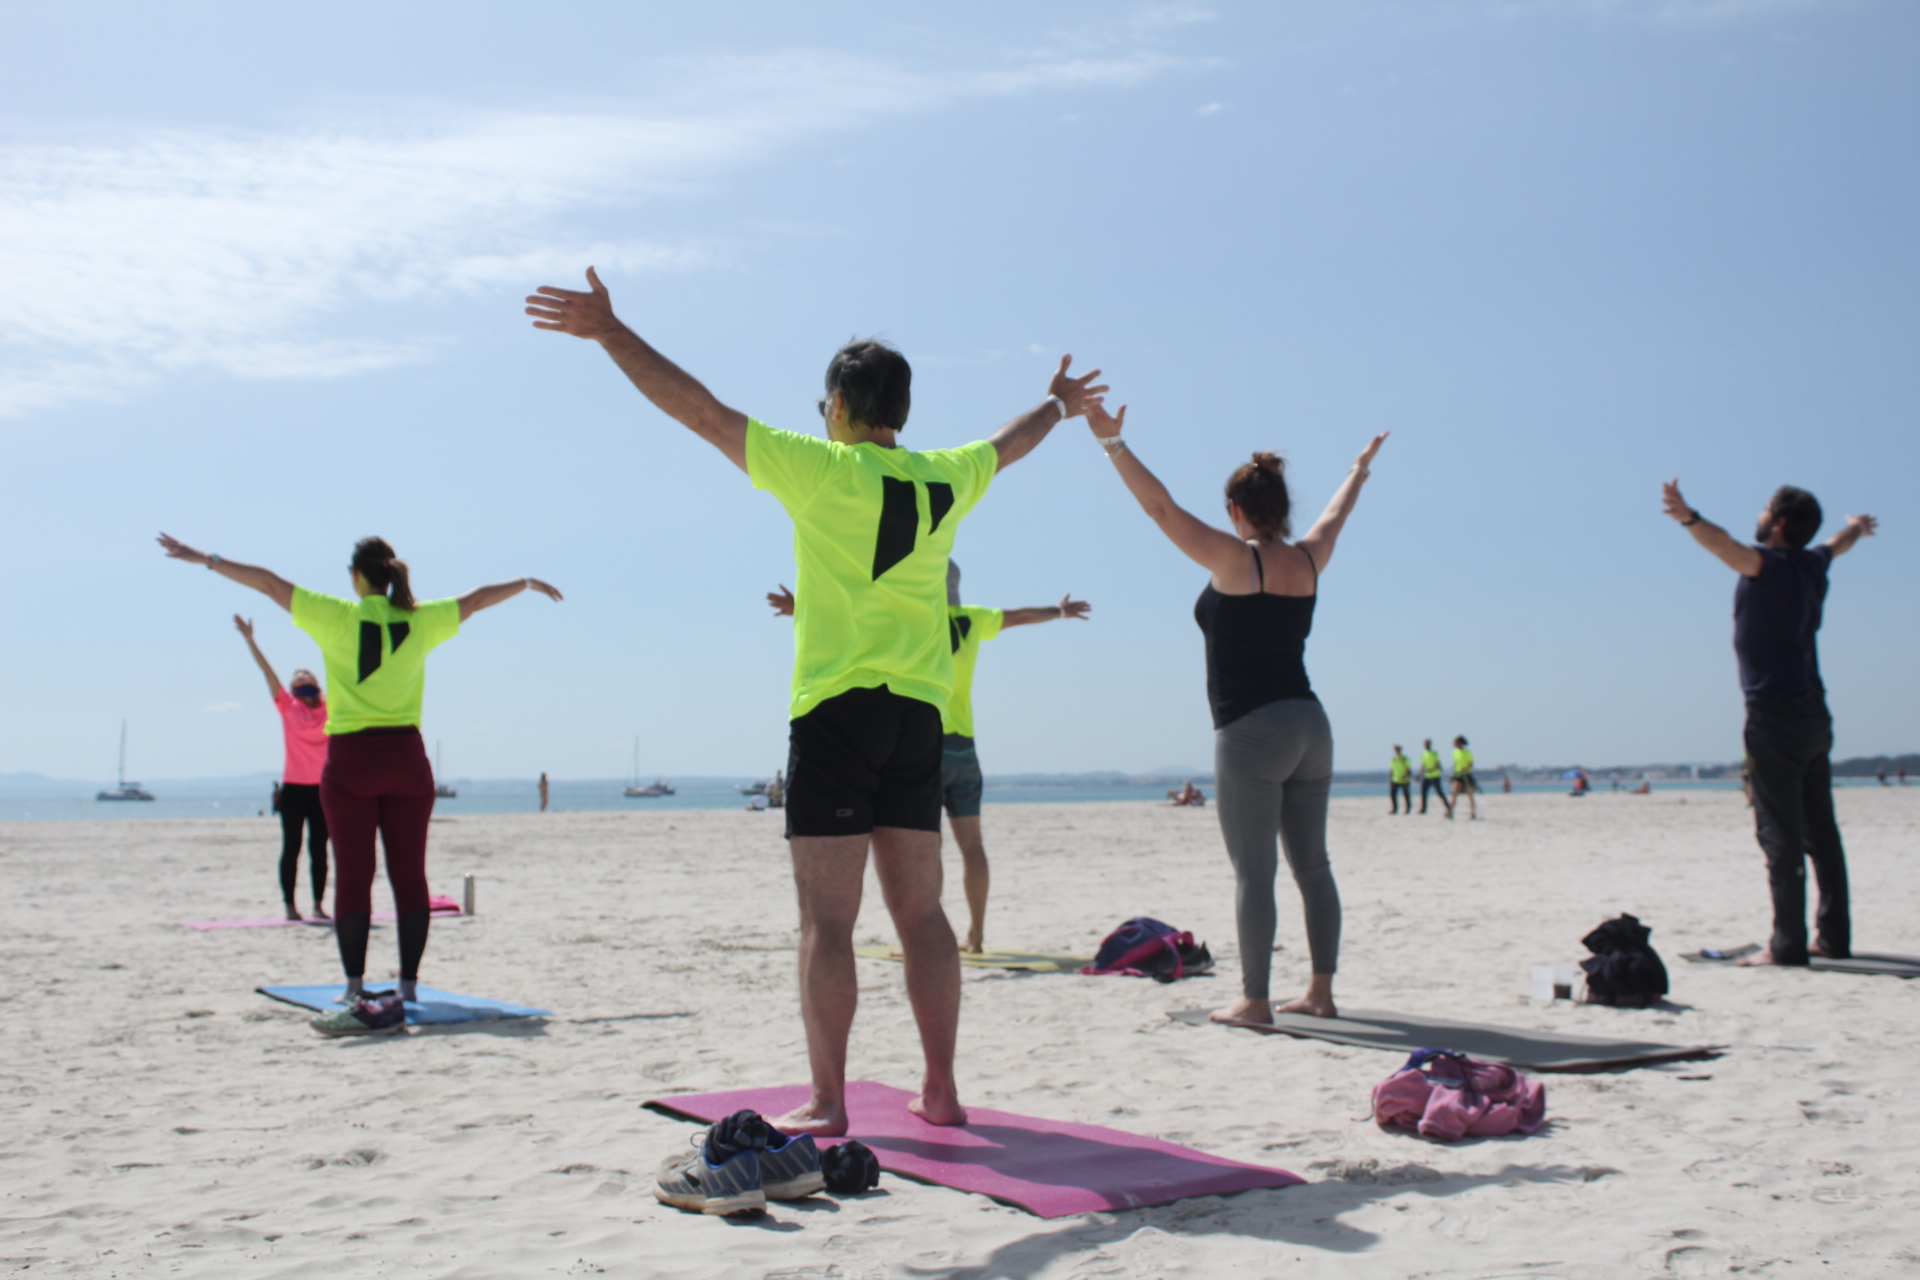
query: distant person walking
[
  {"left": 234, "top": 615, "right": 330, "bottom": 921},
  {"left": 160, "top": 533, "right": 562, "bottom": 1031},
  {"left": 539, "top": 771, "right": 551, "bottom": 812},
  {"left": 1450, "top": 735, "right": 1477, "bottom": 820},
  {"left": 1388, "top": 745, "right": 1412, "bottom": 814},
  {"left": 1084, "top": 393, "right": 1385, "bottom": 1023},
  {"left": 770, "top": 561, "right": 1091, "bottom": 953},
  {"left": 1419, "top": 739, "right": 1452, "bottom": 816},
  {"left": 1661, "top": 479, "right": 1877, "bottom": 967}
]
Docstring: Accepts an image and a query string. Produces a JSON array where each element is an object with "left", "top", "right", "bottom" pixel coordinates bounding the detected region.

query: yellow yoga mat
[{"left": 853, "top": 945, "right": 1090, "bottom": 973}]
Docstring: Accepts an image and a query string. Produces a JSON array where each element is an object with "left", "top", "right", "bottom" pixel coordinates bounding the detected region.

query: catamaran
[
  {"left": 96, "top": 721, "right": 155, "bottom": 802},
  {"left": 622, "top": 738, "right": 674, "bottom": 797}
]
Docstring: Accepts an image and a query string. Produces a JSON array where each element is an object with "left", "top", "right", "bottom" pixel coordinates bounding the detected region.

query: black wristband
[{"left": 1682, "top": 510, "right": 1701, "bottom": 527}]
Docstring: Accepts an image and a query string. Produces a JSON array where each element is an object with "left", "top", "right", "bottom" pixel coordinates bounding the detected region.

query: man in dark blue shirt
[{"left": 1663, "top": 480, "right": 1877, "bottom": 966}]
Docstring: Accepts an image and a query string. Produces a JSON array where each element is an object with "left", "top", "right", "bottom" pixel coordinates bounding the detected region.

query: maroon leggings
[{"left": 320, "top": 728, "right": 435, "bottom": 979}]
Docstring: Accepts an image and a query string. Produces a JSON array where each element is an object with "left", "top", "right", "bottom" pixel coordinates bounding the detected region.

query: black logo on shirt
[
  {"left": 948, "top": 613, "right": 973, "bottom": 654},
  {"left": 356, "top": 621, "right": 412, "bottom": 683},
  {"left": 871, "top": 480, "right": 958, "bottom": 581}
]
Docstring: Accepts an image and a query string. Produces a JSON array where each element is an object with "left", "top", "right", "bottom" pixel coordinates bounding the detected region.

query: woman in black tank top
[{"left": 1084, "top": 401, "right": 1386, "bottom": 1024}]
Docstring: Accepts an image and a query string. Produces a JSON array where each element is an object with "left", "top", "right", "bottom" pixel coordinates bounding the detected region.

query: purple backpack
[
  {"left": 1372, "top": 1049, "right": 1547, "bottom": 1141},
  {"left": 1080, "top": 917, "right": 1214, "bottom": 983}
]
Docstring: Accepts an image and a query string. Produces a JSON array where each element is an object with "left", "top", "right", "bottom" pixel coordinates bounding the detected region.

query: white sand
[{"left": 3, "top": 788, "right": 1917, "bottom": 1278}]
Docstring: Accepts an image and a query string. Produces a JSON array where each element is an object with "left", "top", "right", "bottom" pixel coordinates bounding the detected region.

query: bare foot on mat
[
  {"left": 771, "top": 1100, "right": 848, "bottom": 1138},
  {"left": 1209, "top": 997, "right": 1272, "bottom": 1025},
  {"left": 1276, "top": 993, "right": 1339, "bottom": 1018},
  {"left": 908, "top": 1088, "right": 968, "bottom": 1127},
  {"left": 961, "top": 934, "right": 983, "bottom": 955}
]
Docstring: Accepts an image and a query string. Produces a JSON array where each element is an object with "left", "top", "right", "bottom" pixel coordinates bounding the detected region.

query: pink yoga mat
[
  {"left": 646, "top": 1081, "right": 1302, "bottom": 1218},
  {"left": 182, "top": 897, "right": 464, "bottom": 931}
]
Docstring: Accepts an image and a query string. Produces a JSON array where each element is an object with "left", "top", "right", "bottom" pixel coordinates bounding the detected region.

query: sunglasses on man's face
[{"left": 816, "top": 393, "right": 835, "bottom": 419}]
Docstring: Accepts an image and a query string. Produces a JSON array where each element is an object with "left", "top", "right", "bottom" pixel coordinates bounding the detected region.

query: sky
[{"left": 2, "top": 0, "right": 1915, "bottom": 783}]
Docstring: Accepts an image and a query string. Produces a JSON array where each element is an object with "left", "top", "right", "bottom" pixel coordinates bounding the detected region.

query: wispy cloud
[{"left": 0, "top": 42, "right": 1187, "bottom": 419}]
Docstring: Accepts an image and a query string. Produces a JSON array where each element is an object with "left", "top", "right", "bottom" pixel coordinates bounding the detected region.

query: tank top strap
[
  {"left": 1299, "top": 542, "right": 1318, "bottom": 583},
  {"left": 1246, "top": 540, "right": 1265, "bottom": 592}
]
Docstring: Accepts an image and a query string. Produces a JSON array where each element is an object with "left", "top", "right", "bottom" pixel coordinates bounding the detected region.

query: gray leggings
[{"left": 1213, "top": 697, "right": 1339, "bottom": 998}]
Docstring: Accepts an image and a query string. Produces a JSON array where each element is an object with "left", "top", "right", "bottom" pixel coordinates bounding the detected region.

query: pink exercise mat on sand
[
  {"left": 645, "top": 1080, "right": 1302, "bottom": 1218},
  {"left": 181, "top": 895, "right": 463, "bottom": 931}
]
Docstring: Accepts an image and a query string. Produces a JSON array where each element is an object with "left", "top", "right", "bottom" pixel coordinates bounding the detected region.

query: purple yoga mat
[{"left": 646, "top": 1080, "right": 1302, "bottom": 1218}]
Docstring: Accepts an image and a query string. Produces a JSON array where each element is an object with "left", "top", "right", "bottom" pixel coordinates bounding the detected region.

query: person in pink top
[{"left": 236, "top": 615, "right": 331, "bottom": 920}]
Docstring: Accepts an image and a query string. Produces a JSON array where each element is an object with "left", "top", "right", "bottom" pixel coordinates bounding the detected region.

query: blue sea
[{"left": 0, "top": 776, "right": 1822, "bottom": 823}]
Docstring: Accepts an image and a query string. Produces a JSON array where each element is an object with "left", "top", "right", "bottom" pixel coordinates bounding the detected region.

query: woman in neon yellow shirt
[{"left": 159, "top": 532, "right": 561, "bottom": 1035}]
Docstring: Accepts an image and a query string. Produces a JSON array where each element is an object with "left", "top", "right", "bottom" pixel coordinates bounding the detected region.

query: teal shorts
[{"left": 940, "top": 734, "right": 984, "bottom": 819}]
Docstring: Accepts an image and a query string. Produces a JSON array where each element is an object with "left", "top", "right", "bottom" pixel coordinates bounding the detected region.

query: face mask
[{"left": 292, "top": 684, "right": 321, "bottom": 699}]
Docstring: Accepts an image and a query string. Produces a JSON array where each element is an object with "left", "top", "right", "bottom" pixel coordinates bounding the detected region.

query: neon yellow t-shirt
[
  {"left": 943, "top": 606, "right": 1005, "bottom": 738},
  {"left": 1389, "top": 753, "right": 1411, "bottom": 784},
  {"left": 1453, "top": 747, "right": 1474, "bottom": 776},
  {"left": 1421, "top": 749, "right": 1443, "bottom": 779},
  {"left": 748, "top": 419, "right": 997, "bottom": 720},
  {"left": 291, "top": 587, "right": 461, "bottom": 734}
]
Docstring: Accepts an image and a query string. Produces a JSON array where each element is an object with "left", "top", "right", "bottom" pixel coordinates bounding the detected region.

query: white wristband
[
  {"left": 1044, "top": 394, "right": 1068, "bottom": 420},
  {"left": 1099, "top": 436, "right": 1126, "bottom": 456}
]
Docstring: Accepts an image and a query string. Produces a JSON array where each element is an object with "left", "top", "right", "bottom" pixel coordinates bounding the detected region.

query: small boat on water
[
  {"left": 434, "top": 742, "right": 457, "bottom": 799},
  {"left": 622, "top": 737, "right": 674, "bottom": 797},
  {"left": 738, "top": 779, "right": 771, "bottom": 796},
  {"left": 97, "top": 721, "right": 155, "bottom": 802}
]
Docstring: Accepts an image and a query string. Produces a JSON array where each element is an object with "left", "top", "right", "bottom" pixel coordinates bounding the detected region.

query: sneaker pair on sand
[
  {"left": 654, "top": 1110, "right": 826, "bottom": 1215},
  {"left": 309, "top": 993, "right": 406, "bottom": 1037}
]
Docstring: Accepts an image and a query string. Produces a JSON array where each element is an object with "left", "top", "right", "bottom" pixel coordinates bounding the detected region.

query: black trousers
[
  {"left": 277, "top": 782, "right": 329, "bottom": 906},
  {"left": 1744, "top": 695, "right": 1850, "bottom": 964},
  {"left": 1389, "top": 781, "right": 1411, "bottom": 812},
  {"left": 1419, "top": 776, "right": 1451, "bottom": 814}
]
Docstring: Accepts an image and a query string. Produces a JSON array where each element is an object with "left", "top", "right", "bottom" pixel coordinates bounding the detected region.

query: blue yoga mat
[{"left": 257, "top": 983, "right": 550, "bottom": 1025}]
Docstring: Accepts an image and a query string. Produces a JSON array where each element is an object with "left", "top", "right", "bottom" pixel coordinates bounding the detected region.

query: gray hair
[{"left": 946, "top": 559, "right": 962, "bottom": 607}]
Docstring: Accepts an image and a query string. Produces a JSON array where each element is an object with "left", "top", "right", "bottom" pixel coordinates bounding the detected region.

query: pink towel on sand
[
  {"left": 1373, "top": 1050, "right": 1547, "bottom": 1141},
  {"left": 646, "top": 1080, "right": 1302, "bottom": 1218}
]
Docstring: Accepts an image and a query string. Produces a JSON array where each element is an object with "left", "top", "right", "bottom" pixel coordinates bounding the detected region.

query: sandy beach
[{"left": 3, "top": 788, "right": 1916, "bottom": 1278}]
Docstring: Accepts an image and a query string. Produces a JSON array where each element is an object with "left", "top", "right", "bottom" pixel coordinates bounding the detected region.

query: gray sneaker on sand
[
  {"left": 760, "top": 1130, "right": 824, "bottom": 1201},
  {"left": 653, "top": 1140, "right": 764, "bottom": 1215}
]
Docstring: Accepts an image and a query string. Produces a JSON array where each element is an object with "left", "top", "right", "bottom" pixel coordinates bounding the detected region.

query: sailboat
[
  {"left": 96, "top": 720, "right": 155, "bottom": 801},
  {"left": 434, "top": 741, "right": 457, "bottom": 799},
  {"left": 623, "top": 738, "right": 674, "bottom": 797}
]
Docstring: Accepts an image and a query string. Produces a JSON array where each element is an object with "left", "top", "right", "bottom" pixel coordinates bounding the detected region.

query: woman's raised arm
[
  {"left": 1085, "top": 404, "right": 1247, "bottom": 577},
  {"left": 234, "top": 615, "right": 285, "bottom": 699},
  {"left": 158, "top": 534, "right": 296, "bottom": 611},
  {"left": 1296, "top": 433, "right": 1388, "bottom": 573},
  {"left": 456, "top": 577, "right": 564, "bottom": 623}
]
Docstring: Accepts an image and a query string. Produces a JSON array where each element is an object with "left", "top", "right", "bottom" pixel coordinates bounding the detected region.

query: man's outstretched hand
[
  {"left": 1660, "top": 479, "right": 1695, "bottom": 525},
  {"left": 1845, "top": 514, "right": 1879, "bottom": 538},
  {"left": 768, "top": 585, "right": 795, "bottom": 617},
  {"left": 1049, "top": 355, "right": 1108, "bottom": 419},
  {"left": 526, "top": 267, "right": 622, "bottom": 342}
]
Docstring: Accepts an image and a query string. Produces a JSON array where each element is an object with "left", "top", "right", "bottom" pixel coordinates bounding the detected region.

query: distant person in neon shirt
[
  {"left": 769, "top": 560, "right": 1091, "bottom": 954},
  {"left": 160, "top": 533, "right": 562, "bottom": 1034},
  {"left": 529, "top": 266, "right": 1103, "bottom": 1135},
  {"left": 1419, "top": 740, "right": 1453, "bottom": 816},
  {"left": 1450, "top": 736, "right": 1477, "bottom": 820},
  {"left": 234, "top": 614, "right": 330, "bottom": 922},
  {"left": 1388, "top": 746, "right": 1412, "bottom": 814},
  {"left": 1662, "top": 478, "right": 1876, "bottom": 967}
]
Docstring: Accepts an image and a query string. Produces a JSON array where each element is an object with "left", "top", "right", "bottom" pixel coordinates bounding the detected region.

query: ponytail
[
  {"left": 1224, "top": 451, "right": 1292, "bottom": 538},
  {"left": 351, "top": 536, "right": 417, "bottom": 612}
]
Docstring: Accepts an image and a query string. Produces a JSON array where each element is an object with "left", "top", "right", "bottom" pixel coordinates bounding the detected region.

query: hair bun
[{"left": 1250, "top": 451, "right": 1283, "bottom": 475}]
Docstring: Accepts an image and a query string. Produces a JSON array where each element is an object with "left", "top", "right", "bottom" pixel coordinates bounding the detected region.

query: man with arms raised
[
  {"left": 528, "top": 269, "right": 1104, "bottom": 1133},
  {"left": 1662, "top": 480, "right": 1877, "bottom": 968}
]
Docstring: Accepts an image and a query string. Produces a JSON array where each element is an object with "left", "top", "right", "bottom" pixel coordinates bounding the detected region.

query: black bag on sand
[
  {"left": 1579, "top": 914, "right": 1669, "bottom": 1008},
  {"left": 822, "top": 1140, "right": 880, "bottom": 1194}
]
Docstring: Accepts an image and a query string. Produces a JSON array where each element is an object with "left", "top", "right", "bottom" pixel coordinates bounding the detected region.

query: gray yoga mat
[
  {"left": 1168, "top": 1007, "right": 1718, "bottom": 1073},
  {"left": 1683, "top": 944, "right": 1920, "bottom": 978}
]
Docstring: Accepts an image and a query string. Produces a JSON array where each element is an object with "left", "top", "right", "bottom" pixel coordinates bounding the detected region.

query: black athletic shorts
[{"left": 784, "top": 685, "right": 944, "bottom": 838}]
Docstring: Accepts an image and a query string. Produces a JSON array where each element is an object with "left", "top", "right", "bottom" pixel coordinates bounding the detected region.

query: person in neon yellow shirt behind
[
  {"left": 769, "top": 559, "right": 1091, "bottom": 954},
  {"left": 159, "top": 533, "right": 561, "bottom": 1035},
  {"left": 1419, "top": 739, "right": 1453, "bottom": 817},
  {"left": 1388, "top": 745, "right": 1412, "bottom": 814},
  {"left": 1450, "top": 735, "right": 1478, "bottom": 820},
  {"left": 527, "top": 267, "right": 1105, "bottom": 1148}
]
